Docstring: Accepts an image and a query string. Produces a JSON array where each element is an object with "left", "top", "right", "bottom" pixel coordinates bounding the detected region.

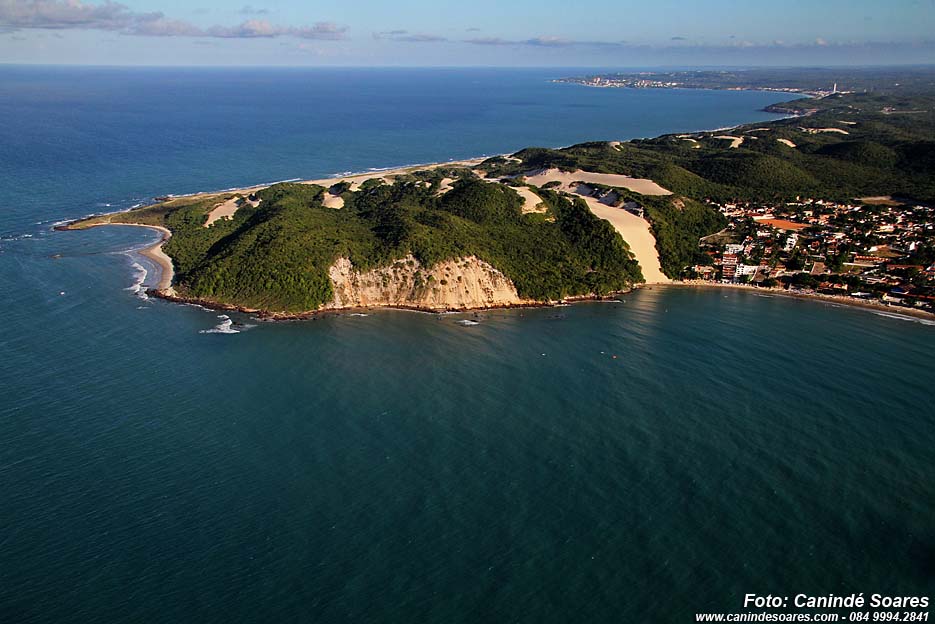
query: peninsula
[{"left": 62, "top": 73, "right": 935, "bottom": 319}]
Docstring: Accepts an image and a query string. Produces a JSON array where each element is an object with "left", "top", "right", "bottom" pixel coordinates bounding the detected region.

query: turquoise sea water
[{"left": 1, "top": 67, "right": 933, "bottom": 622}]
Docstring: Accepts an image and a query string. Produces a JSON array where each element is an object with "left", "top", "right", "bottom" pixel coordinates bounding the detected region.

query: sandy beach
[
  {"left": 66, "top": 221, "right": 176, "bottom": 295},
  {"left": 137, "top": 226, "right": 175, "bottom": 294}
]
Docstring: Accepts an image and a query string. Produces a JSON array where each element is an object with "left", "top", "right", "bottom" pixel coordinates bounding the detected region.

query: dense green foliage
[
  {"left": 641, "top": 197, "right": 727, "bottom": 278},
  {"left": 482, "top": 93, "right": 935, "bottom": 204},
  {"left": 109, "top": 178, "right": 642, "bottom": 312},
  {"left": 84, "top": 86, "right": 933, "bottom": 307},
  {"left": 475, "top": 90, "right": 935, "bottom": 275}
]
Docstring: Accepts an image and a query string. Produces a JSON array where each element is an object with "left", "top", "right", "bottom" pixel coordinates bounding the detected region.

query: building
[{"left": 722, "top": 253, "right": 739, "bottom": 281}]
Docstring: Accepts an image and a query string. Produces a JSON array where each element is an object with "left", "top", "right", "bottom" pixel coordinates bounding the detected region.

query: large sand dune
[
  {"left": 524, "top": 169, "right": 671, "bottom": 196},
  {"left": 581, "top": 200, "right": 670, "bottom": 283}
]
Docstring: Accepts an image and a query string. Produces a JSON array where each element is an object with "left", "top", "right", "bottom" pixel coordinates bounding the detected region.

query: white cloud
[
  {"left": 373, "top": 30, "right": 446, "bottom": 42},
  {"left": 0, "top": 0, "right": 347, "bottom": 39}
]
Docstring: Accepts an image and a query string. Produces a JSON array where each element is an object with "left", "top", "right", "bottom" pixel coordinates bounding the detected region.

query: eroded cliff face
[{"left": 325, "top": 255, "right": 534, "bottom": 311}]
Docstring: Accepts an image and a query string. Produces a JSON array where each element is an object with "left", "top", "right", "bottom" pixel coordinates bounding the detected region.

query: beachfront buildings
[{"left": 690, "top": 198, "right": 934, "bottom": 312}]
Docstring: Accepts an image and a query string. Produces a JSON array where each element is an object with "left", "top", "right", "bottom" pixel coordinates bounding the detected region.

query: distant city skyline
[{"left": 1, "top": 0, "right": 934, "bottom": 66}]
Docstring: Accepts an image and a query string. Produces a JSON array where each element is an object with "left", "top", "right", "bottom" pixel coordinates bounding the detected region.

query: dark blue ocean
[{"left": 1, "top": 67, "right": 933, "bottom": 623}]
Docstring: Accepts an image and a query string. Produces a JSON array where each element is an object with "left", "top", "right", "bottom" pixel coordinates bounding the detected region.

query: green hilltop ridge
[
  {"left": 76, "top": 177, "right": 644, "bottom": 313},
  {"left": 66, "top": 89, "right": 935, "bottom": 314}
]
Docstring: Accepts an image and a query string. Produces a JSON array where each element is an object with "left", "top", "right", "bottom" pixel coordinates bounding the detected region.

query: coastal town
[
  {"left": 554, "top": 72, "right": 847, "bottom": 98},
  {"left": 684, "top": 196, "right": 935, "bottom": 314}
]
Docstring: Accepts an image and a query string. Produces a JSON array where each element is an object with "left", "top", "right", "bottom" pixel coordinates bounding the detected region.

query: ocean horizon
[{"left": 1, "top": 66, "right": 932, "bottom": 623}]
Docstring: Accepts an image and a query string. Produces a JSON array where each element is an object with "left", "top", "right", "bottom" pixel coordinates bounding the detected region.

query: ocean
[{"left": 1, "top": 67, "right": 932, "bottom": 623}]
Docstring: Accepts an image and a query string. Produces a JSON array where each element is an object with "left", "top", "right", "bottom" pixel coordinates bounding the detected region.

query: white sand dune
[
  {"left": 540, "top": 178, "right": 670, "bottom": 283},
  {"left": 584, "top": 199, "right": 670, "bottom": 283},
  {"left": 435, "top": 177, "right": 455, "bottom": 196},
  {"left": 524, "top": 168, "right": 671, "bottom": 196},
  {"left": 204, "top": 197, "right": 240, "bottom": 227},
  {"left": 776, "top": 138, "right": 797, "bottom": 148},
  {"left": 801, "top": 127, "right": 850, "bottom": 135},
  {"left": 321, "top": 192, "right": 344, "bottom": 209},
  {"left": 510, "top": 185, "right": 546, "bottom": 213},
  {"left": 712, "top": 135, "right": 744, "bottom": 148}
]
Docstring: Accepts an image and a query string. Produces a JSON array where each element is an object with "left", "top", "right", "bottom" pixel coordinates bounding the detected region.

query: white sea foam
[
  {"left": 456, "top": 319, "right": 480, "bottom": 326},
  {"left": 200, "top": 315, "right": 240, "bottom": 334},
  {"left": 124, "top": 260, "right": 149, "bottom": 300},
  {"left": 349, "top": 313, "right": 369, "bottom": 317},
  {"left": 873, "top": 311, "right": 935, "bottom": 325}
]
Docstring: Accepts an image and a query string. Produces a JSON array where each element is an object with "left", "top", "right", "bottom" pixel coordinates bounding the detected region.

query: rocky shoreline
[{"left": 149, "top": 288, "right": 631, "bottom": 321}]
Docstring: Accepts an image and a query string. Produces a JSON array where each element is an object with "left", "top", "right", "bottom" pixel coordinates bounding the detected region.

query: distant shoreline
[{"left": 657, "top": 281, "right": 935, "bottom": 322}]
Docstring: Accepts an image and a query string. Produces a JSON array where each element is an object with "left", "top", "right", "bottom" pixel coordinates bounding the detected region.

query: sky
[{"left": 1, "top": 0, "right": 934, "bottom": 66}]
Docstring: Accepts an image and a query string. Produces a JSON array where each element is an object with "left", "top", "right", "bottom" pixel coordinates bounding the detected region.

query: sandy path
[
  {"left": 524, "top": 169, "right": 671, "bottom": 196},
  {"left": 776, "top": 138, "right": 797, "bottom": 148}
]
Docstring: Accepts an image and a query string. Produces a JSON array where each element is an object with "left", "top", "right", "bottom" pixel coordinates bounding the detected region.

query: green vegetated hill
[
  {"left": 479, "top": 92, "right": 935, "bottom": 277},
  {"left": 85, "top": 89, "right": 934, "bottom": 304},
  {"left": 105, "top": 177, "right": 643, "bottom": 313},
  {"left": 483, "top": 95, "right": 935, "bottom": 204}
]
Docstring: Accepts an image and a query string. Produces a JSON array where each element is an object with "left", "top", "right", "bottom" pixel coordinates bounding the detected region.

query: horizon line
[{"left": 3, "top": 62, "right": 935, "bottom": 70}]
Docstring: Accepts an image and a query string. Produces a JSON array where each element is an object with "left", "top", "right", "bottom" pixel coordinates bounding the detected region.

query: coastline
[
  {"left": 52, "top": 84, "right": 931, "bottom": 325},
  {"left": 59, "top": 217, "right": 934, "bottom": 324},
  {"left": 65, "top": 221, "right": 176, "bottom": 295},
  {"left": 150, "top": 289, "right": 631, "bottom": 320},
  {"left": 160, "top": 156, "right": 491, "bottom": 204},
  {"left": 659, "top": 281, "right": 935, "bottom": 322}
]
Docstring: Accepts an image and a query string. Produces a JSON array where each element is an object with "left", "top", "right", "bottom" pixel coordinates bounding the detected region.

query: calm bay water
[{"left": 1, "top": 67, "right": 933, "bottom": 623}]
